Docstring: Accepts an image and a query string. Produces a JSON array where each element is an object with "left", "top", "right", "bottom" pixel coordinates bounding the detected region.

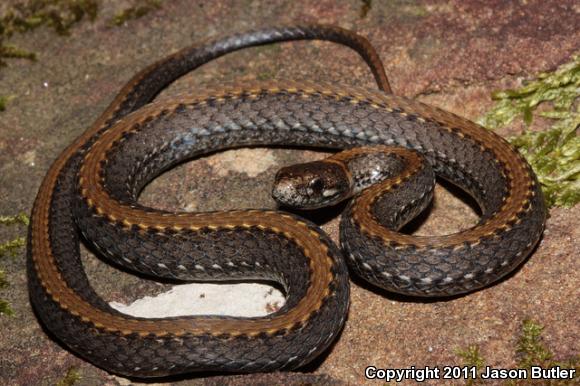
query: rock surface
[{"left": 0, "top": 0, "right": 578, "bottom": 385}]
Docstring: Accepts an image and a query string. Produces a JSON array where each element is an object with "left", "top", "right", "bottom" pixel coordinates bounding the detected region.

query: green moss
[
  {"left": 0, "top": 237, "right": 26, "bottom": 258},
  {"left": 509, "top": 319, "right": 580, "bottom": 385},
  {"left": 0, "top": 213, "right": 29, "bottom": 316},
  {"left": 456, "top": 345, "right": 485, "bottom": 385},
  {"left": 459, "top": 319, "right": 579, "bottom": 385},
  {"left": 0, "top": 0, "right": 99, "bottom": 38},
  {"left": 0, "top": 43, "right": 36, "bottom": 66},
  {"left": 110, "top": 0, "right": 162, "bottom": 26},
  {"left": 0, "top": 213, "right": 30, "bottom": 227},
  {"left": 509, "top": 117, "right": 579, "bottom": 207},
  {"left": 0, "top": 299, "right": 14, "bottom": 316},
  {"left": 0, "top": 269, "right": 12, "bottom": 315},
  {"left": 516, "top": 319, "right": 553, "bottom": 368},
  {"left": 0, "top": 213, "right": 28, "bottom": 259},
  {"left": 0, "top": 95, "right": 15, "bottom": 111},
  {"left": 0, "top": 269, "right": 7, "bottom": 288},
  {"left": 0, "top": 0, "right": 99, "bottom": 70},
  {"left": 0, "top": 0, "right": 164, "bottom": 111},
  {"left": 0, "top": 0, "right": 164, "bottom": 67},
  {"left": 55, "top": 367, "right": 81, "bottom": 386},
  {"left": 479, "top": 55, "right": 580, "bottom": 207},
  {"left": 0, "top": 0, "right": 100, "bottom": 110}
]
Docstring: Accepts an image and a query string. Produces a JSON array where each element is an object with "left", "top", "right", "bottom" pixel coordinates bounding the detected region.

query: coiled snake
[{"left": 28, "top": 25, "right": 546, "bottom": 377}]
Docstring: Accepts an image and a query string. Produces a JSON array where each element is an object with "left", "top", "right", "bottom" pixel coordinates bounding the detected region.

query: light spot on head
[{"left": 322, "top": 189, "right": 338, "bottom": 198}]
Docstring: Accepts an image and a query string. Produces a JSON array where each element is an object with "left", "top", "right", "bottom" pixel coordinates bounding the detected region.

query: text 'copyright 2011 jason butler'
[{"left": 364, "top": 365, "right": 576, "bottom": 382}]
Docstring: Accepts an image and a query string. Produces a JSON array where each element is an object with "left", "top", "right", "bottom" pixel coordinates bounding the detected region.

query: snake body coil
[{"left": 28, "top": 25, "right": 546, "bottom": 377}]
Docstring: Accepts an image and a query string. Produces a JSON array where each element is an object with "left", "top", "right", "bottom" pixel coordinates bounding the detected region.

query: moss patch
[
  {"left": 457, "top": 319, "right": 579, "bottom": 385},
  {"left": 0, "top": 0, "right": 163, "bottom": 111},
  {"left": 55, "top": 367, "right": 81, "bottom": 386},
  {"left": 0, "top": 213, "right": 30, "bottom": 316},
  {"left": 0, "top": 212, "right": 30, "bottom": 227},
  {"left": 507, "top": 319, "right": 579, "bottom": 385},
  {"left": 0, "top": 94, "right": 14, "bottom": 111},
  {"left": 110, "top": 0, "right": 162, "bottom": 26},
  {"left": 0, "top": 43, "right": 36, "bottom": 66},
  {"left": 479, "top": 55, "right": 580, "bottom": 208},
  {"left": 456, "top": 345, "right": 485, "bottom": 386},
  {"left": 0, "top": 0, "right": 99, "bottom": 38}
]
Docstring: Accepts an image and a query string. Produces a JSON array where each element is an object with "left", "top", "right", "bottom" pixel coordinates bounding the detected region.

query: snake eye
[{"left": 309, "top": 177, "right": 324, "bottom": 193}]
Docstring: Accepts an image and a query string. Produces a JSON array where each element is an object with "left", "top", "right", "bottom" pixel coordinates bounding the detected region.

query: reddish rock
[{"left": 0, "top": 0, "right": 577, "bottom": 384}]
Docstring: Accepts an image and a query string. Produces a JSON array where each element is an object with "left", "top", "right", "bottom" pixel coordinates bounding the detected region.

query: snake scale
[{"left": 27, "top": 25, "right": 546, "bottom": 377}]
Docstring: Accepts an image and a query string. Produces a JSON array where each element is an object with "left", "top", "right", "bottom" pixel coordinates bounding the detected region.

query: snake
[{"left": 27, "top": 24, "right": 546, "bottom": 377}]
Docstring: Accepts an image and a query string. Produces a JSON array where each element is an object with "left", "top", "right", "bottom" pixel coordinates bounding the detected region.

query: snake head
[{"left": 272, "top": 160, "right": 352, "bottom": 209}]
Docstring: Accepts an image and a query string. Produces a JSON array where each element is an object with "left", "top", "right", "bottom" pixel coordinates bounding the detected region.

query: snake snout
[{"left": 272, "top": 177, "right": 300, "bottom": 207}]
